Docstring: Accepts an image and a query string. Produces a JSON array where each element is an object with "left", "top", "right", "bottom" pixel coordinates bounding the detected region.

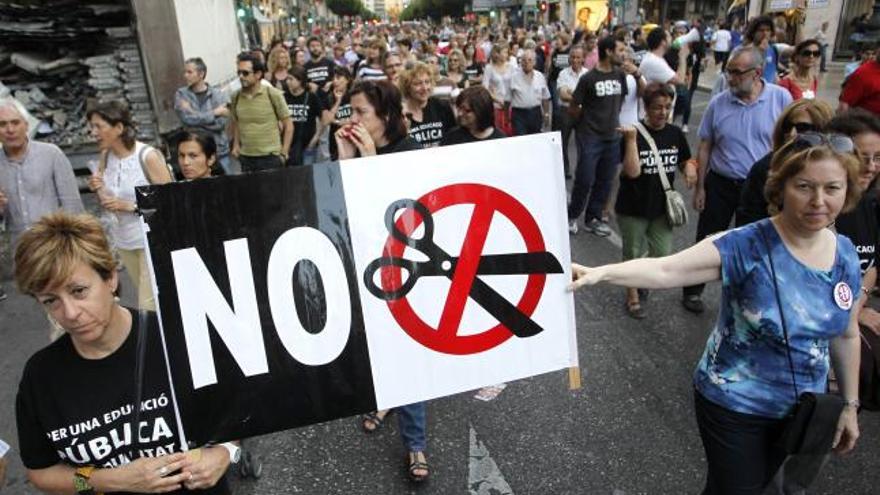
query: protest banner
[{"left": 137, "top": 133, "right": 578, "bottom": 447}]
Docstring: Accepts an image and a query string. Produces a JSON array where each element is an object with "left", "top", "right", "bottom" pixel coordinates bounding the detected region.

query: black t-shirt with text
[
  {"left": 571, "top": 68, "right": 628, "bottom": 139},
  {"left": 304, "top": 58, "right": 336, "bottom": 106},
  {"left": 328, "top": 92, "right": 352, "bottom": 161},
  {"left": 464, "top": 62, "right": 484, "bottom": 81},
  {"left": 406, "top": 97, "right": 456, "bottom": 148},
  {"left": 615, "top": 122, "right": 691, "bottom": 219},
  {"left": 835, "top": 192, "right": 879, "bottom": 275},
  {"left": 440, "top": 127, "right": 507, "bottom": 146},
  {"left": 284, "top": 89, "right": 324, "bottom": 149},
  {"left": 16, "top": 309, "right": 230, "bottom": 495},
  {"left": 549, "top": 47, "right": 571, "bottom": 83}
]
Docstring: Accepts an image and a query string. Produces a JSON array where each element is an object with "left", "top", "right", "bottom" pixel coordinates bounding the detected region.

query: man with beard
[
  {"left": 567, "top": 36, "right": 636, "bottom": 237},
  {"left": 304, "top": 36, "right": 336, "bottom": 101},
  {"left": 682, "top": 45, "right": 791, "bottom": 313},
  {"left": 229, "top": 52, "right": 293, "bottom": 172}
]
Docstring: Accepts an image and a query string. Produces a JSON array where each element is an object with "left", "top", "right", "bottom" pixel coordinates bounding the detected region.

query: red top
[
  {"left": 778, "top": 76, "right": 818, "bottom": 100},
  {"left": 840, "top": 60, "right": 880, "bottom": 115}
]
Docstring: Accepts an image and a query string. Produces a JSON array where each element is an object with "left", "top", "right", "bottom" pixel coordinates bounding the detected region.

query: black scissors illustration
[{"left": 363, "top": 199, "right": 563, "bottom": 338}]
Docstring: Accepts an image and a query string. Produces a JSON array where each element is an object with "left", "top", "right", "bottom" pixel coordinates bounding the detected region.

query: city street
[{"left": 2, "top": 83, "right": 879, "bottom": 495}]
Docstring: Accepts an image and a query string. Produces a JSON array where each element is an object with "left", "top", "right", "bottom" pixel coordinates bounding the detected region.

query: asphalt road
[{"left": 2, "top": 90, "right": 879, "bottom": 494}]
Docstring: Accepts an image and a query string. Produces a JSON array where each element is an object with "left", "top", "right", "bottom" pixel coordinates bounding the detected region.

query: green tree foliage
[
  {"left": 326, "top": 0, "right": 363, "bottom": 17},
  {"left": 400, "top": 0, "right": 468, "bottom": 21}
]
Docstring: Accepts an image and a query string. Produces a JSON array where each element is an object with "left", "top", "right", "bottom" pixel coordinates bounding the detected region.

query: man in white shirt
[
  {"left": 557, "top": 46, "right": 588, "bottom": 176},
  {"left": 505, "top": 50, "right": 551, "bottom": 136},
  {"left": 712, "top": 22, "right": 733, "bottom": 71},
  {"left": 639, "top": 27, "right": 683, "bottom": 86}
]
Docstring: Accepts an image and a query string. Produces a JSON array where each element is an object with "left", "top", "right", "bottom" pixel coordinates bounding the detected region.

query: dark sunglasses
[
  {"left": 789, "top": 122, "right": 818, "bottom": 134},
  {"left": 793, "top": 132, "right": 854, "bottom": 153},
  {"left": 237, "top": 69, "right": 253, "bottom": 76},
  {"left": 799, "top": 50, "right": 821, "bottom": 58}
]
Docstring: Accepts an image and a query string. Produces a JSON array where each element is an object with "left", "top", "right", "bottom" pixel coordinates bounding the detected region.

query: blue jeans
[
  {"left": 397, "top": 402, "right": 426, "bottom": 452},
  {"left": 567, "top": 134, "right": 621, "bottom": 222}
]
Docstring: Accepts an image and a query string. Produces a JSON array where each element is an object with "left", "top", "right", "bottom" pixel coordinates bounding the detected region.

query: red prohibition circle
[{"left": 380, "top": 183, "right": 548, "bottom": 355}]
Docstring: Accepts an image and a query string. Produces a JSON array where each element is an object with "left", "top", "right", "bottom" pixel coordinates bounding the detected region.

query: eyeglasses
[
  {"left": 799, "top": 50, "right": 821, "bottom": 58},
  {"left": 857, "top": 151, "right": 880, "bottom": 166},
  {"left": 793, "top": 132, "right": 855, "bottom": 153},
  {"left": 725, "top": 67, "right": 756, "bottom": 77},
  {"left": 237, "top": 70, "right": 253, "bottom": 76}
]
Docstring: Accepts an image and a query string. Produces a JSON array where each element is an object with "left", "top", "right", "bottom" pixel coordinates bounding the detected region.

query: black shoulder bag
[{"left": 761, "top": 227, "right": 845, "bottom": 455}]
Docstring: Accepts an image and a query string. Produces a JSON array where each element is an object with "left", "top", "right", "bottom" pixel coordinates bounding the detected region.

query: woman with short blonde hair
[{"left": 15, "top": 212, "right": 234, "bottom": 494}]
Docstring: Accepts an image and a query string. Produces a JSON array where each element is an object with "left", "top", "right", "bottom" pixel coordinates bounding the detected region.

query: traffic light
[{"left": 539, "top": 1, "right": 547, "bottom": 12}]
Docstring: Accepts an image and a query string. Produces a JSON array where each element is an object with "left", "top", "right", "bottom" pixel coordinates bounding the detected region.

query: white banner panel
[{"left": 341, "top": 133, "right": 577, "bottom": 409}]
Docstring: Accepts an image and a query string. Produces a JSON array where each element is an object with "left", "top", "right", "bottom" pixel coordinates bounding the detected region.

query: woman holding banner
[
  {"left": 569, "top": 138, "right": 863, "bottom": 493},
  {"left": 14, "top": 212, "right": 234, "bottom": 494},
  {"left": 335, "top": 79, "right": 430, "bottom": 483}
]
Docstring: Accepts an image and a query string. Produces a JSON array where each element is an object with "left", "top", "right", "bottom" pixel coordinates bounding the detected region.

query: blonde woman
[
  {"left": 400, "top": 62, "right": 456, "bottom": 148},
  {"left": 14, "top": 212, "right": 234, "bottom": 494},
  {"left": 482, "top": 42, "right": 514, "bottom": 135},
  {"left": 442, "top": 49, "right": 469, "bottom": 89},
  {"left": 266, "top": 49, "right": 291, "bottom": 90}
]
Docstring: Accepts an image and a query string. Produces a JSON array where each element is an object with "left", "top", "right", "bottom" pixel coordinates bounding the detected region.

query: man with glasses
[
  {"left": 840, "top": 41, "right": 880, "bottom": 116},
  {"left": 682, "top": 45, "right": 791, "bottom": 313},
  {"left": 229, "top": 52, "right": 293, "bottom": 173}
]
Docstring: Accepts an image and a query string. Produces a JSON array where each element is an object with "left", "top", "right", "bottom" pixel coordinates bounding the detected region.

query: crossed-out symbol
[{"left": 363, "top": 184, "right": 563, "bottom": 355}]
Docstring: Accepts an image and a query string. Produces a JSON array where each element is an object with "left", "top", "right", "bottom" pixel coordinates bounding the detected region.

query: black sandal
[
  {"left": 407, "top": 451, "right": 430, "bottom": 482},
  {"left": 361, "top": 410, "right": 390, "bottom": 433}
]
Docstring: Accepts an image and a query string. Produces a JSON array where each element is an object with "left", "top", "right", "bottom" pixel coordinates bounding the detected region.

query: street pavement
[{"left": 2, "top": 67, "right": 879, "bottom": 494}]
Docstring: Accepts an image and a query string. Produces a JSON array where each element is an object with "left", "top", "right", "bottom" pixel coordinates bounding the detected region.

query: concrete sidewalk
[{"left": 697, "top": 58, "right": 847, "bottom": 103}]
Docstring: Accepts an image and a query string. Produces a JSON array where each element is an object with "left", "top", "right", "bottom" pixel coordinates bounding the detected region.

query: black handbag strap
[{"left": 759, "top": 224, "right": 801, "bottom": 403}]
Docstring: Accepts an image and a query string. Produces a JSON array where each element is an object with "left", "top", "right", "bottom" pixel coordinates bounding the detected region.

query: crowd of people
[{"left": 1, "top": 11, "right": 880, "bottom": 495}]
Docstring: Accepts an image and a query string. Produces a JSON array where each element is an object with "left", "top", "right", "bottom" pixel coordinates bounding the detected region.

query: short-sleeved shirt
[
  {"left": 283, "top": 89, "right": 324, "bottom": 150},
  {"left": 548, "top": 47, "right": 571, "bottom": 84},
  {"left": 571, "top": 67, "right": 628, "bottom": 139},
  {"left": 839, "top": 60, "right": 880, "bottom": 115},
  {"left": 713, "top": 30, "right": 732, "bottom": 52},
  {"left": 615, "top": 122, "right": 691, "bottom": 219},
  {"left": 835, "top": 192, "right": 879, "bottom": 275},
  {"left": 694, "top": 219, "right": 861, "bottom": 418},
  {"left": 304, "top": 58, "right": 335, "bottom": 88},
  {"left": 778, "top": 77, "right": 818, "bottom": 100},
  {"left": 328, "top": 92, "right": 352, "bottom": 161},
  {"left": 505, "top": 68, "right": 551, "bottom": 109},
  {"left": 464, "top": 62, "right": 484, "bottom": 82},
  {"left": 556, "top": 66, "right": 587, "bottom": 108},
  {"left": 16, "top": 308, "right": 230, "bottom": 494},
  {"left": 639, "top": 52, "right": 676, "bottom": 85},
  {"left": 406, "top": 98, "right": 456, "bottom": 148},
  {"left": 698, "top": 83, "right": 792, "bottom": 180},
  {"left": 761, "top": 45, "right": 780, "bottom": 83},
  {"left": 230, "top": 85, "right": 290, "bottom": 157},
  {"left": 440, "top": 127, "right": 507, "bottom": 146}
]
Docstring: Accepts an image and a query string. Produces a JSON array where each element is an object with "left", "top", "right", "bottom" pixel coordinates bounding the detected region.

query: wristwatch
[
  {"left": 74, "top": 466, "right": 102, "bottom": 495},
  {"left": 844, "top": 399, "right": 860, "bottom": 409},
  {"left": 220, "top": 442, "right": 242, "bottom": 464}
]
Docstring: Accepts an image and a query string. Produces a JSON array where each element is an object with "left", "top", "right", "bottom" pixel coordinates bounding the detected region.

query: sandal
[
  {"left": 406, "top": 451, "right": 430, "bottom": 483},
  {"left": 626, "top": 300, "right": 646, "bottom": 320},
  {"left": 361, "top": 410, "right": 390, "bottom": 433}
]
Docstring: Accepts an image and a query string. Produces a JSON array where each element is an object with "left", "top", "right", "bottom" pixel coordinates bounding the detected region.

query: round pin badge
[{"left": 834, "top": 282, "right": 853, "bottom": 310}]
